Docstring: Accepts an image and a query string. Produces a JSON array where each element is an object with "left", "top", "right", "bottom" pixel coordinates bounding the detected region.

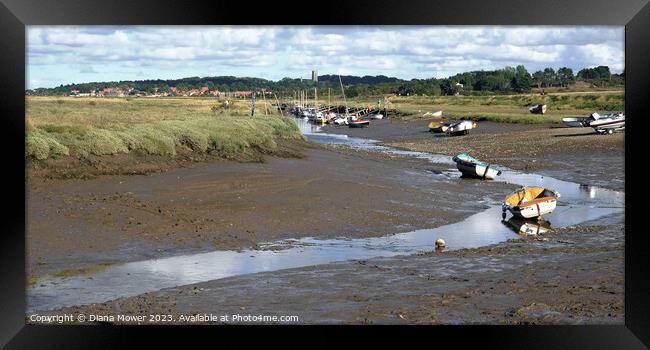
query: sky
[{"left": 27, "top": 26, "right": 624, "bottom": 89}]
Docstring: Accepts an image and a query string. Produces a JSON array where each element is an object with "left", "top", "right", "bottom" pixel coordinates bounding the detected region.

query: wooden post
[
  {"left": 251, "top": 92, "right": 255, "bottom": 116},
  {"left": 261, "top": 89, "right": 268, "bottom": 115}
]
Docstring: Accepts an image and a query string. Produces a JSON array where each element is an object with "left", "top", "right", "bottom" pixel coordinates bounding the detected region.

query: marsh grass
[{"left": 26, "top": 97, "right": 302, "bottom": 161}]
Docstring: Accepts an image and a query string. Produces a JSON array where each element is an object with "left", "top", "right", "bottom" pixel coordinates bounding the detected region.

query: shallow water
[{"left": 26, "top": 117, "right": 624, "bottom": 312}]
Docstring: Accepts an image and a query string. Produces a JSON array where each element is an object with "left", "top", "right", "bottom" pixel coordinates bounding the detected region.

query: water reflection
[{"left": 503, "top": 217, "right": 552, "bottom": 236}]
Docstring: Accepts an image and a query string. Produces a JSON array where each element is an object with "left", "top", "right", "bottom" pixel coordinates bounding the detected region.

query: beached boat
[
  {"left": 332, "top": 116, "right": 348, "bottom": 126},
  {"left": 348, "top": 118, "right": 370, "bottom": 128},
  {"left": 503, "top": 217, "right": 552, "bottom": 236},
  {"left": 452, "top": 153, "right": 501, "bottom": 180},
  {"left": 588, "top": 112, "right": 625, "bottom": 134},
  {"left": 502, "top": 187, "right": 560, "bottom": 219},
  {"left": 428, "top": 121, "right": 450, "bottom": 133},
  {"left": 562, "top": 117, "right": 591, "bottom": 127},
  {"left": 529, "top": 104, "right": 547, "bottom": 114},
  {"left": 368, "top": 113, "right": 384, "bottom": 120},
  {"left": 446, "top": 120, "right": 477, "bottom": 136}
]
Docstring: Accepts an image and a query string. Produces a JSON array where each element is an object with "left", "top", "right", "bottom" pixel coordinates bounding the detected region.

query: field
[
  {"left": 26, "top": 97, "right": 302, "bottom": 162},
  {"left": 313, "top": 89, "right": 624, "bottom": 124}
]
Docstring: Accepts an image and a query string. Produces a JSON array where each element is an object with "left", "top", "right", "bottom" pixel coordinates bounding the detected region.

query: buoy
[{"left": 435, "top": 238, "right": 446, "bottom": 249}]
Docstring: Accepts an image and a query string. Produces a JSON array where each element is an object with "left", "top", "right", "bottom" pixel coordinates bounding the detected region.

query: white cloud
[{"left": 26, "top": 25, "right": 624, "bottom": 88}]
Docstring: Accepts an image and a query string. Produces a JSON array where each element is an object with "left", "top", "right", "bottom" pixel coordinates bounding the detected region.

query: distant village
[{"left": 65, "top": 86, "right": 264, "bottom": 98}]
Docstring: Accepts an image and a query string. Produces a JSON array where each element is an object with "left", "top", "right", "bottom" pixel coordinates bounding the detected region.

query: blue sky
[{"left": 27, "top": 26, "right": 624, "bottom": 89}]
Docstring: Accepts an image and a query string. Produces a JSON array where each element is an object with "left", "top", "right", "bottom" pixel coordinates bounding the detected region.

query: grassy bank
[{"left": 26, "top": 97, "right": 303, "bottom": 161}]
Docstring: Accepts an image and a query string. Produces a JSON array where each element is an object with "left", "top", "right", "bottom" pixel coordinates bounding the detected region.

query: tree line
[{"left": 26, "top": 65, "right": 624, "bottom": 97}]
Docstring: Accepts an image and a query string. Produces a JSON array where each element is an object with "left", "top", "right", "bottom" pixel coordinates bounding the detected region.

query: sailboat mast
[{"left": 338, "top": 75, "right": 349, "bottom": 115}]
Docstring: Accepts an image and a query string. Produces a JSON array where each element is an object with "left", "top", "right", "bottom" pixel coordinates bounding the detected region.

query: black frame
[{"left": 1, "top": 0, "right": 648, "bottom": 347}]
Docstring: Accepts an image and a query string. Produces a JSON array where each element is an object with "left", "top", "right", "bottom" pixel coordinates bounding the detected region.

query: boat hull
[
  {"left": 502, "top": 187, "right": 560, "bottom": 219},
  {"left": 455, "top": 160, "right": 501, "bottom": 180},
  {"left": 446, "top": 120, "right": 477, "bottom": 136},
  {"left": 562, "top": 117, "right": 590, "bottom": 127},
  {"left": 348, "top": 120, "right": 370, "bottom": 128},
  {"left": 591, "top": 118, "right": 625, "bottom": 133},
  {"left": 505, "top": 199, "right": 557, "bottom": 219}
]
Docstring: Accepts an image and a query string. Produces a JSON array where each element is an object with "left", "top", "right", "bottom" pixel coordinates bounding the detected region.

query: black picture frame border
[{"left": 1, "top": 0, "right": 648, "bottom": 348}]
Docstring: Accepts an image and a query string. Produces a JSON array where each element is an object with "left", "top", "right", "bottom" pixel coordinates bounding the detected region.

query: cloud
[{"left": 27, "top": 25, "right": 624, "bottom": 88}]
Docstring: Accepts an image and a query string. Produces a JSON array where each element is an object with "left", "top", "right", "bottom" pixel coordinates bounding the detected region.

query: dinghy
[
  {"left": 428, "top": 121, "right": 450, "bottom": 133},
  {"left": 368, "top": 113, "right": 384, "bottom": 120},
  {"left": 502, "top": 187, "right": 560, "bottom": 219},
  {"left": 562, "top": 117, "right": 591, "bottom": 127},
  {"left": 348, "top": 118, "right": 370, "bottom": 128},
  {"left": 446, "top": 120, "right": 477, "bottom": 136},
  {"left": 332, "top": 116, "right": 348, "bottom": 126},
  {"left": 452, "top": 153, "right": 501, "bottom": 180},
  {"left": 529, "top": 104, "right": 547, "bottom": 114}
]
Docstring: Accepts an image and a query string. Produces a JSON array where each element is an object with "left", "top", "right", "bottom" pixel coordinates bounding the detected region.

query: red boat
[{"left": 348, "top": 119, "right": 370, "bottom": 128}]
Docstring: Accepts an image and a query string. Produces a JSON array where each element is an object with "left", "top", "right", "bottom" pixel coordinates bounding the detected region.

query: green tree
[
  {"left": 557, "top": 67, "right": 574, "bottom": 87},
  {"left": 542, "top": 68, "right": 557, "bottom": 87},
  {"left": 511, "top": 65, "right": 532, "bottom": 92}
]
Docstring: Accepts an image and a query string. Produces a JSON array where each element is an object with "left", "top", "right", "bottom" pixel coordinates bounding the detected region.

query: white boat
[
  {"left": 446, "top": 120, "right": 477, "bottom": 136},
  {"left": 588, "top": 112, "right": 625, "bottom": 134},
  {"left": 562, "top": 117, "right": 591, "bottom": 127},
  {"left": 452, "top": 153, "right": 501, "bottom": 180},
  {"left": 348, "top": 117, "right": 370, "bottom": 128},
  {"left": 423, "top": 110, "right": 443, "bottom": 118},
  {"left": 502, "top": 187, "right": 560, "bottom": 219},
  {"left": 529, "top": 104, "right": 547, "bottom": 114},
  {"left": 368, "top": 113, "right": 384, "bottom": 120}
]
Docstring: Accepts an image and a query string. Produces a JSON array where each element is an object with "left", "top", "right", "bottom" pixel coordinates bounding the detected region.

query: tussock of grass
[{"left": 26, "top": 97, "right": 302, "bottom": 161}]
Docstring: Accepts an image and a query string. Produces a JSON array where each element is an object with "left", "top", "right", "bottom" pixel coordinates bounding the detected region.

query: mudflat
[
  {"left": 26, "top": 118, "right": 625, "bottom": 324},
  {"left": 27, "top": 145, "right": 514, "bottom": 279}
]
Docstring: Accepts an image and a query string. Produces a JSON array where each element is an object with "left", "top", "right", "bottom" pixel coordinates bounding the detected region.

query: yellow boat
[
  {"left": 428, "top": 121, "right": 450, "bottom": 133},
  {"left": 502, "top": 187, "right": 560, "bottom": 219}
]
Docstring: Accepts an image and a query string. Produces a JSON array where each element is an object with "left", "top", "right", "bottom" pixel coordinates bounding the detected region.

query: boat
[
  {"left": 348, "top": 118, "right": 370, "bottom": 128},
  {"left": 502, "top": 187, "right": 560, "bottom": 219},
  {"left": 529, "top": 104, "right": 547, "bottom": 114},
  {"left": 368, "top": 113, "right": 384, "bottom": 120},
  {"left": 423, "top": 110, "right": 443, "bottom": 118},
  {"left": 332, "top": 116, "right": 348, "bottom": 126},
  {"left": 588, "top": 112, "right": 625, "bottom": 134},
  {"left": 562, "top": 117, "right": 591, "bottom": 127},
  {"left": 452, "top": 153, "right": 501, "bottom": 180},
  {"left": 446, "top": 120, "right": 477, "bottom": 136},
  {"left": 503, "top": 217, "right": 552, "bottom": 236},
  {"left": 428, "top": 121, "right": 450, "bottom": 133}
]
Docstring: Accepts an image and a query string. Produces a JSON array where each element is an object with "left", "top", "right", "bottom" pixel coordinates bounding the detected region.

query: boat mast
[{"left": 338, "top": 75, "right": 349, "bottom": 115}]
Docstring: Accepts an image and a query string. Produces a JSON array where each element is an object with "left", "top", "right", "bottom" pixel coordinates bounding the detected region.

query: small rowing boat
[
  {"left": 452, "top": 153, "right": 501, "bottom": 180},
  {"left": 446, "top": 120, "right": 477, "bottom": 136},
  {"left": 348, "top": 118, "right": 370, "bottom": 128},
  {"left": 502, "top": 187, "right": 560, "bottom": 219},
  {"left": 428, "top": 121, "right": 450, "bottom": 133},
  {"left": 529, "top": 104, "right": 547, "bottom": 114},
  {"left": 562, "top": 117, "right": 591, "bottom": 127}
]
